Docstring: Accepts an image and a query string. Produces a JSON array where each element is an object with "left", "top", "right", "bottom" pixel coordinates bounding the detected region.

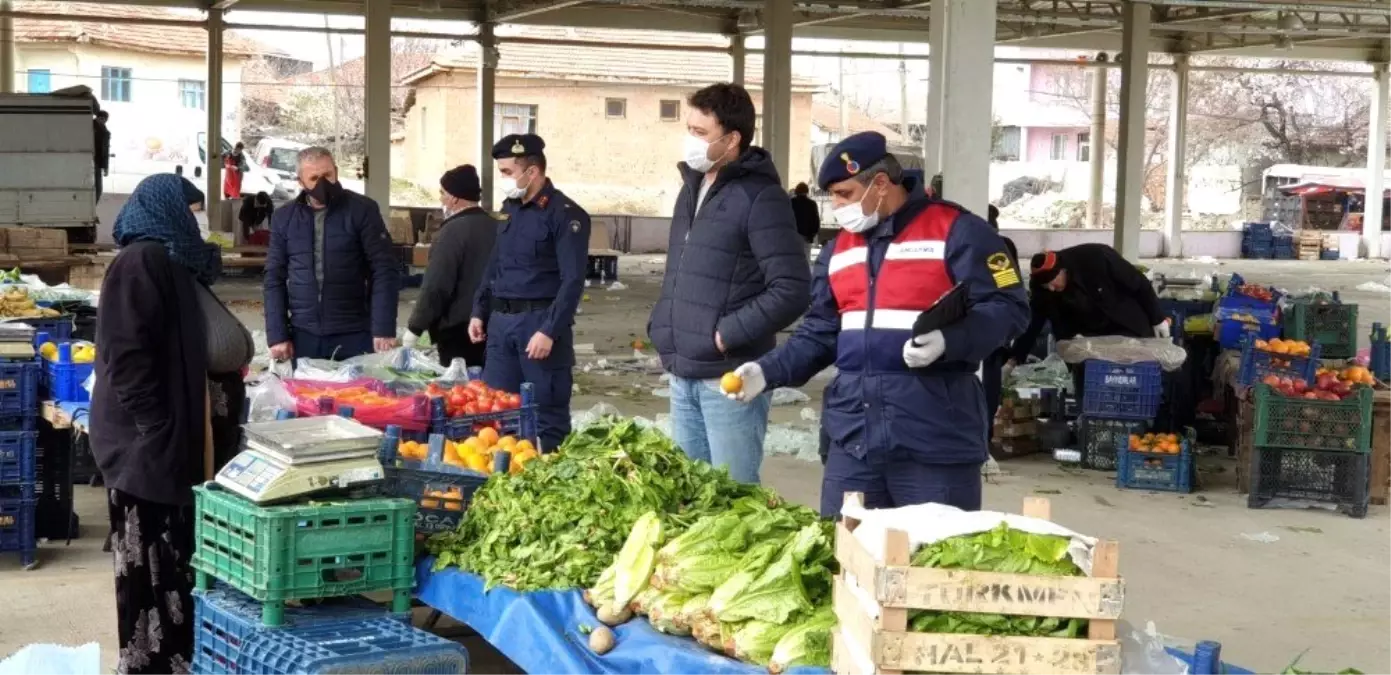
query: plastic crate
[
  {"left": 1213, "top": 299, "right": 1281, "bottom": 350},
  {"left": 1159, "top": 298, "right": 1213, "bottom": 343},
  {"left": 1236, "top": 337, "right": 1320, "bottom": 387},
  {"left": 1081, "top": 360, "right": 1162, "bottom": 420},
  {"left": 1319, "top": 249, "right": 1340, "bottom": 261},
  {"left": 586, "top": 254, "right": 619, "bottom": 282},
  {"left": 1077, "top": 416, "right": 1148, "bottom": 471},
  {"left": 0, "top": 430, "right": 37, "bottom": 489},
  {"left": 1247, "top": 446, "right": 1369, "bottom": 518},
  {"left": 193, "top": 584, "right": 410, "bottom": 675},
  {"left": 28, "top": 318, "right": 74, "bottom": 346},
  {"left": 0, "top": 497, "right": 36, "bottom": 568},
  {"left": 1221, "top": 273, "right": 1282, "bottom": 311},
  {"left": 1283, "top": 298, "right": 1358, "bottom": 359},
  {"left": 379, "top": 430, "right": 498, "bottom": 535},
  {"left": 41, "top": 342, "right": 93, "bottom": 403},
  {"left": 430, "top": 382, "right": 539, "bottom": 445},
  {"left": 1116, "top": 440, "right": 1194, "bottom": 493},
  {"left": 32, "top": 423, "right": 77, "bottom": 542},
  {"left": 1371, "top": 323, "right": 1389, "bottom": 382},
  {"left": 1253, "top": 383, "right": 1373, "bottom": 454},
  {"left": 193, "top": 585, "right": 464, "bottom": 675},
  {"left": 191, "top": 484, "right": 416, "bottom": 626},
  {"left": 0, "top": 360, "right": 39, "bottom": 417}
]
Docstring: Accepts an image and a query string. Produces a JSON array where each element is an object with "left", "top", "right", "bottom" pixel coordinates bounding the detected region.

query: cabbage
[
  {"left": 613, "top": 511, "right": 662, "bottom": 607},
  {"left": 768, "top": 606, "right": 836, "bottom": 674}
]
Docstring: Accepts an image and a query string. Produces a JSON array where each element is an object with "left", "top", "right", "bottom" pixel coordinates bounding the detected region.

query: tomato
[
  {"left": 477, "top": 396, "right": 493, "bottom": 410},
  {"left": 491, "top": 401, "right": 506, "bottom": 413},
  {"left": 505, "top": 393, "right": 522, "bottom": 409},
  {"left": 463, "top": 402, "right": 480, "bottom": 416},
  {"left": 467, "top": 379, "right": 487, "bottom": 392}
]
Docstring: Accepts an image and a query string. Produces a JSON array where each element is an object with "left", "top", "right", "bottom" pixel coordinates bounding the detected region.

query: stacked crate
[
  {"left": 1248, "top": 384, "right": 1374, "bottom": 518},
  {"left": 0, "top": 353, "right": 41, "bottom": 569},
  {"left": 1283, "top": 294, "right": 1358, "bottom": 360},
  {"left": 1240, "top": 222, "right": 1273, "bottom": 259},
  {"left": 1297, "top": 231, "right": 1324, "bottom": 261},
  {"left": 1076, "top": 361, "right": 1163, "bottom": 471},
  {"left": 190, "top": 483, "right": 467, "bottom": 673}
]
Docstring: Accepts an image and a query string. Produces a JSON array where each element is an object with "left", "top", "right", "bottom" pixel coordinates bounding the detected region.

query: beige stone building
[{"left": 394, "top": 27, "right": 819, "bottom": 215}]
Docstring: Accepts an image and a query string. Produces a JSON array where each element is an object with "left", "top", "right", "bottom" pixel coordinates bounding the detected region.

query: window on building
[
  {"left": 605, "top": 98, "right": 626, "bottom": 119},
  {"left": 494, "top": 103, "right": 538, "bottom": 138},
  {"left": 179, "top": 79, "right": 205, "bottom": 110},
  {"left": 100, "top": 66, "right": 132, "bottom": 102},
  {"left": 992, "top": 126, "right": 1021, "bottom": 162},
  {"left": 25, "top": 69, "right": 51, "bottom": 94},
  {"left": 1049, "top": 133, "right": 1067, "bottom": 161},
  {"left": 1076, "top": 131, "right": 1091, "bottom": 162},
  {"left": 659, "top": 99, "right": 680, "bottom": 122}
]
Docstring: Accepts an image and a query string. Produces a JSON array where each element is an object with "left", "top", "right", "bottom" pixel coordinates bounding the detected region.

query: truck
[{"left": 0, "top": 90, "right": 98, "bottom": 237}]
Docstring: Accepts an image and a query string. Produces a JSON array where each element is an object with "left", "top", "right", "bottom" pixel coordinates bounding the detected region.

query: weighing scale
[{"left": 215, "top": 416, "right": 386, "bottom": 504}]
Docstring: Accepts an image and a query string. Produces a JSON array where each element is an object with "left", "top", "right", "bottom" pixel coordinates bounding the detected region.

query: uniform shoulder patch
[
  {"left": 987, "top": 250, "right": 1021, "bottom": 288},
  {"left": 569, "top": 219, "right": 582, "bottom": 233}
]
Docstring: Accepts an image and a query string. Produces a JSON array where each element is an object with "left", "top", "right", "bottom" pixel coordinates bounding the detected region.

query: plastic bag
[
  {"left": 1120, "top": 620, "right": 1189, "bottom": 674},
  {"left": 291, "top": 358, "right": 364, "bottom": 382},
  {"left": 0, "top": 643, "right": 101, "bottom": 675},
  {"left": 283, "top": 378, "right": 433, "bottom": 431},
  {"left": 1056, "top": 336, "right": 1189, "bottom": 372},
  {"left": 245, "top": 374, "right": 297, "bottom": 423},
  {"left": 1008, "top": 353, "right": 1073, "bottom": 392}
]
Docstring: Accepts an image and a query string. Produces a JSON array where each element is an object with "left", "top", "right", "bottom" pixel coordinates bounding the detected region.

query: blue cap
[
  {"left": 492, "top": 133, "right": 545, "bottom": 159},
  {"left": 817, "top": 131, "right": 888, "bottom": 190}
]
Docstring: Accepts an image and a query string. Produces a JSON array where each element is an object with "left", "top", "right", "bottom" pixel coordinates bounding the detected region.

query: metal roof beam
[
  {"left": 492, "top": 0, "right": 587, "bottom": 22},
  {"left": 998, "top": 4, "right": 1258, "bottom": 45}
]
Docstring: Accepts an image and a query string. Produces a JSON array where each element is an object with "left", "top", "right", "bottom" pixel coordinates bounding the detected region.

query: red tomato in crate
[
  {"left": 463, "top": 402, "right": 481, "bottom": 416},
  {"left": 491, "top": 401, "right": 506, "bottom": 413},
  {"left": 505, "top": 393, "right": 522, "bottom": 409}
]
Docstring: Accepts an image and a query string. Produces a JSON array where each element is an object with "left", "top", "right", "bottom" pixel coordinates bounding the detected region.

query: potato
[
  {"left": 597, "top": 604, "right": 632, "bottom": 626},
  {"left": 588, "top": 625, "right": 615, "bottom": 655}
]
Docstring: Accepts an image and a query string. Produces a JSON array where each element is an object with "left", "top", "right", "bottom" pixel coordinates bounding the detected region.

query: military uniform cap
[
  {"left": 817, "top": 131, "right": 888, "bottom": 190},
  {"left": 492, "top": 133, "right": 546, "bottom": 159}
]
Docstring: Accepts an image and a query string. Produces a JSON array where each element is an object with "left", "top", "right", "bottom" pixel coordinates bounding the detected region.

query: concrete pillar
[
  {"left": 1162, "top": 55, "right": 1189, "bottom": 258},
  {"left": 364, "top": 0, "right": 392, "bottom": 217},
  {"left": 477, "top": 23, "right": 498, "bottom": 211},
  {"left": 0, "top": 0, "right": 13, "bottom": 94},
  {"left": 1364, "top": 64, "right": 1388, "bottom": 259},
  {"left": 937, "top": 0, "right": 995, "bottom": 213},
  {"left": 206, "top": 9, "right": 224, "bottom": 217},
  {"left": 1086, "top": 65, "right": 1106, "bottom": 228},
  {"left": 730, "top": 35, "right": 746, "bottom": 86},
  {"left": 761, "top": 0, "right": 793, "bottom": 182},
  {"left": 923, "top": 0, "right": 948, "bottom": 175},
  {"left": 1111, "top": 1, "right": 1150, "bottom": 260}
]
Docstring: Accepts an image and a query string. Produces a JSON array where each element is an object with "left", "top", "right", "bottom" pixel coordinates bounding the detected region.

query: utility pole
[
  {"left": 898, "top": 44, "right": 909, "bottom": 142},
  {"left": 323, "top": 14, "right": 342, "bottom": 160},
  {"left": 838, "top": 54, "right": 848, "bottom": 140}
]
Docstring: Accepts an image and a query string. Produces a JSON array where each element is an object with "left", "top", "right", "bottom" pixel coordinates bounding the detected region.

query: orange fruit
[
  {"left": 477, "top": 427, "right": 500, "bottom": 448},
  {"left": 516, "top": 439, "right": 535, "bottom": 454},
  {"left": 464, "top": 453, "right": 489, "bottom": 474},
  {"left": 498, "top": 435, "right": 518, "bottom": 451},
  {"left": 720, "top": 372, "right": 743, "bottom": 395}
]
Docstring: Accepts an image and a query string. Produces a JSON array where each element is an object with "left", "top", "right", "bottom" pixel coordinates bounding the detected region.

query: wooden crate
[{"left": 831, "top": 495, "right": 1123, "bottom": 675}]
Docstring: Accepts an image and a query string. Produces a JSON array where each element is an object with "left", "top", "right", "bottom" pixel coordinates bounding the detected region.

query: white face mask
[
  {"left": 833, "top": 184, "right": 883, "bottom": 233},
  {"left": 683, "top": 132, "right": 730, "bottom": 173},
  {"left": 500, "top": 171, "right": 531, "bottom": 200}
]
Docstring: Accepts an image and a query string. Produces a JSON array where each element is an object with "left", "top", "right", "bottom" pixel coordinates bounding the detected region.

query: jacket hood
[{"left": 679, "top": 146, "right": 783, "bottom": 187}]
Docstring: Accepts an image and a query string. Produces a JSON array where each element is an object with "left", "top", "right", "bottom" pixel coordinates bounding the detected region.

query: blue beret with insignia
[
  {"left": 817, "top": 131, "right": 888, "bottom": 190},
  {"left": 492, "top": 133, "right": 545, "bottom": 160}
]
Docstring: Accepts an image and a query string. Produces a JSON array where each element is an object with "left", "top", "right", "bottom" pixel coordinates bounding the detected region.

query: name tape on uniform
[
  {"left": 885, "top": 240, "right": 946, "bottom": 261},
  {"left": 986, "top": 251, "right": 1020, "bottom": 288}
]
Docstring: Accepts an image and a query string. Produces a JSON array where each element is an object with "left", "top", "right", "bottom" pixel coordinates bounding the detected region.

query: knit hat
[
  {"left": 440, "top": 165, "right": 481, "bottom": 201},
  {"left": 1030, "top": 250, "right": 1062, "bottom": 284}
]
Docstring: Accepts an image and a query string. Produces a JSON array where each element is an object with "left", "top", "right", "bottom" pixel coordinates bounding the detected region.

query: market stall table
[{"left": 414, "top": 560, "right": 829, "bottom": 675}]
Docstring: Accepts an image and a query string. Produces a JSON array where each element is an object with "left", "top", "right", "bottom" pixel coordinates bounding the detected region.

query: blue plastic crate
[
  {"left": 1319, "top": 249, "right": 1340, "bottom": 261},
  {"left": 1370, "top": 323, "right": 1389, "bottom": 382},
  {"left": 0, "top": 430, "right": 36, "bottom": 488},
  {"left": 193, "top": 583, "right": 412, "bottom": 675},
  {"left": 0, "top": 497, "right": 36, "bottom": 567},
  {"left": 1082, "top": 360, "right": 1162, "bottom": 420},
  {"left": 1221, "top": 273, "right": 1283, "bottom": 312},
  {"left": 1116, "top": 439, "right": 1194, "bottom": 493},
  {"left": 379, "top": 430, "right": 504, "bottom": 534},
  {"left": 28, "top": 318, "right": 73, "bottom": 346},
  {"left": 1158, "top": 298, "right": 1213, "bottom": 343},
  {"left": 193, "top": 585, "right": 466, "bottom": 675},
  {"left": 0, "top": 360, "right": 40, "bottom": 417},
  {"left": 431, "top": 382, "right": 539, "bottom": 446},
  {"left": 1236, "top": 337, "right": 1320, "bottom": 387},
  {"left": 42, "top": 360, "right": 93, "bottom": 403}
]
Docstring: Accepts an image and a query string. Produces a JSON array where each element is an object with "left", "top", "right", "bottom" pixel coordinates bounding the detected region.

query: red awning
[{"left": 1279, "top": 176, "right": 1391, "bottom": 197}]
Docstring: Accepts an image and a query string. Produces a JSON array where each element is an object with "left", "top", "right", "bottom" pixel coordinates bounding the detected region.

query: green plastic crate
[
  {"left": 1283, "top": 300, "right": 1358, "bottom": 359},
  {"left": 191, "top": 484, "right": 415, "bottom": 626},
  {"left": 1253, "top": 384, "right": 1374, "bottom": 454}
]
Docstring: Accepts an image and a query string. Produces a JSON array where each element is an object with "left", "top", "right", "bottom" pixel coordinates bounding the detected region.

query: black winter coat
[
  {"left": 408, "top": 207, "right": 499, "bottom": 336},
  {"left": 89, "top": 242, "right": 208, "bottom": 506},
  {"left": 1011, "top": 243, "right": 1164, "bottom": 362},
  {"left": 790, "top": 194, "right": 822, "bottom": 243},
  {"left": 648, "top": 148, "right": 812, "bottom": 380}
]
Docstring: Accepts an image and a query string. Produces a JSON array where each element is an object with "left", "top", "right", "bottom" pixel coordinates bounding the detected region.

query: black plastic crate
[
  {"left": 1248, "top": 446, "right": 1370, "bottom": 518},
  {"left": 33, "top": 422, "right": 77, "bottom": 541},
  {"left": 1077, "top": 416, "right": 1148, "bottom": 471}
]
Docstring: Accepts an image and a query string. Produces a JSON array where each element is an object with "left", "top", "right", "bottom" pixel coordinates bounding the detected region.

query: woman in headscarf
[
  {"left": 223, "top": 141, "right": 246, "bottom": 199},
  {"left": 89, "top": 173, "right": 252, "bottom": 675}
]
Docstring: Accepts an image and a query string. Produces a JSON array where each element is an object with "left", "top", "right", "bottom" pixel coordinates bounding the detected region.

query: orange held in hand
[{"left": 720, "top": 372, "right": 743, "bottom": 395}]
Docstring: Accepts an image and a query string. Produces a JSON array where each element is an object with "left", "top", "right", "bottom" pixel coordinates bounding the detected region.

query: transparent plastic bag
[
  {"left": 245, "top": 374, "right": 297, "bottom": 423},
  {"left": 1057, "top": 336, "right": 1189, "bottom": 371},
  {"left": 1008, "top": 353, "right": 1073, "bottom": 391}
]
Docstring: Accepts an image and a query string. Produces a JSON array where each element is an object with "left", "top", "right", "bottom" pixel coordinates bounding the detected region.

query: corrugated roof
[
  {"left": 12, "top": 1, "right": 275, "bottom": 58},
  {"left": 403, "top": 26, "right": 820, "bottom": 91}
]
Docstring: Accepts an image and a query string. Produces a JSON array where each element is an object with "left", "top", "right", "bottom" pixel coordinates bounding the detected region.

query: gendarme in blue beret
[
  {"left": 817, "top": 131, "right": 888, "bottom": 190},
  {"left": 492, "top": 133, "right": 545, "bottom": 160}
]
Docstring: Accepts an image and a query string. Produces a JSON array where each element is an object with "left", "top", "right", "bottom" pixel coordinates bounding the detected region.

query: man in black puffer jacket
[{"left": 648, "top": 83, "right": 811, "bottom": 484}]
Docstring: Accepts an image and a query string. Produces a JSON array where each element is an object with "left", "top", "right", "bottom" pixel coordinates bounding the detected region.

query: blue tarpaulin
[{"left": 414, "top": 559, "right": 828, "bottom": 675}]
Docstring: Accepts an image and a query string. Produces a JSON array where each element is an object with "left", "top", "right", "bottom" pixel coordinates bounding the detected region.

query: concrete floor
[{"left": 1, "top": 256, "right": 1388, "bottom": 674}]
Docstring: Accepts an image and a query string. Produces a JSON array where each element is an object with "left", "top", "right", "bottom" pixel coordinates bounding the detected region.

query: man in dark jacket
[
  {"left": 404, "top": 165, "right": 498, "bottom": 370},
  {"left": 93, "top": 110, "right": 111, "bottom": 202},
  {"left": 1009, "top": 243, "right": 1168, "bottom": 368},
  {"left": 647, "top": 83, "right": 811, "bottom": 484},
  {"left": 790, "top": 182, "right": 821, "bottom": 251},
  {"left": 263, "top": 147, "right": 400, "bottom": 361}
]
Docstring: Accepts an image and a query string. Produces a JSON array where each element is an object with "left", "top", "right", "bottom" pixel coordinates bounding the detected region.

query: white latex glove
[
  {"left": 725, "top": 362, "right": 768, "bottom": 403},
  {"left": 401, "top": 331, "right": 419, "bottom": 349},
  {"left": 1002, "top": 359, "right": 1017, "bottom": 381},
  {"left": 903, "top": 331, "right": 946, "bottom": 369},
  {"left": 1153, "top": 321, "right": 1171, "bottom": 339}
]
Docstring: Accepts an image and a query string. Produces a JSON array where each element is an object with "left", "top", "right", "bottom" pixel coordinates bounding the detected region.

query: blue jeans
[
  {"left": 293, "top": 331, "right": 373, "bottom": 361},
  {"left": 668, "top": 376, "right": 771, "bottom": 484}
]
